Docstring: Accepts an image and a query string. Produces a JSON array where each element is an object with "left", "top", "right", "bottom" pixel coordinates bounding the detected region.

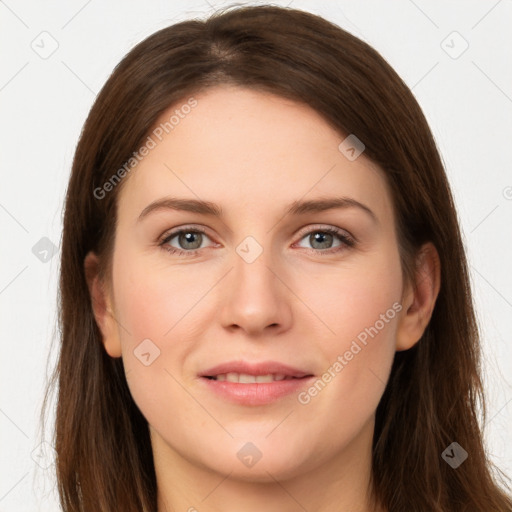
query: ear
[
  {"left": 84, "top": 251, "right": 122, "bottom": 358},
  {"left": 396, "top": 242, "right": 441, "bottom": 351}
]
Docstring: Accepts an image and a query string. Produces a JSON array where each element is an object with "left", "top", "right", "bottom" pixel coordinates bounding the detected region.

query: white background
[{"left": 1, "top": 1, "right": 511, "bottom": 510}]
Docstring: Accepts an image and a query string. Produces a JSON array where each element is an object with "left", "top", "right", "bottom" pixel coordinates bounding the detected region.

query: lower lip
[{"left": 200, "top": 376, "right": 314, "bottom": 406}]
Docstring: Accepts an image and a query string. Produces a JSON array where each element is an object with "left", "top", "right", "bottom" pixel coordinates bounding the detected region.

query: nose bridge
[
  {"left": 219, "top": 234, "right": 292, "bottom": 334},
  {"left": 232, "top": 236, "right": 280, "bottom": 308}
]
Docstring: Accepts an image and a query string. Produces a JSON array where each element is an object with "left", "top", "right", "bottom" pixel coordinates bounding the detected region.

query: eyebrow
[{"left": 137, "top": 196, "right": 377, "bottom": 224}]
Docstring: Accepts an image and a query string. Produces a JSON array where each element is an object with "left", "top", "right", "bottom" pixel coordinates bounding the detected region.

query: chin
[{"left": 196, "top": 438, "right": 317, "bottom": 482}]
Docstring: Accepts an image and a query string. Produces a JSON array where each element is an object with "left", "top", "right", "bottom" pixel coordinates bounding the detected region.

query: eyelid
[
  {"left": 294, "top": 224, "right": 356, "bottom": 244},
  {"left": 160, "top": 224, "right": 208, "bottom": 238}
]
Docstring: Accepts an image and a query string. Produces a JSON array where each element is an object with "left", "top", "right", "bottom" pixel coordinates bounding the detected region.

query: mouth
[
  {"left": 203, "top": 373, "right": 310, "bottom": 383},
  {"left": 199, "top": 360, "right": 313, "bottom": 381},
  {"left": 198, "top": 360, "right": 315, "bottom": 405}
]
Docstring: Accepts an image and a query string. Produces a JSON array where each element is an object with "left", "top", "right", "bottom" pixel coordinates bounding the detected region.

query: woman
[{"left": 43, "top": 4, "right": 512, "bottom": 511}]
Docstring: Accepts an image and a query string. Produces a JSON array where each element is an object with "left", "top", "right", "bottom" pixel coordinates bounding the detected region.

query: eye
[
  {"left": 158, "top": 225, "right": 356, "bottom": 257},
  {"left": 294, "top": 226, "right": 355, "bottom": 255},
  {"left": 159, "top": 226, "right": 214, "bottom": 256}
]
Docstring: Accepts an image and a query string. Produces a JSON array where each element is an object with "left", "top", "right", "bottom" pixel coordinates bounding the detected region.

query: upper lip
[{"left": 200, "top": 360, "right": 313, "bottom": 378}]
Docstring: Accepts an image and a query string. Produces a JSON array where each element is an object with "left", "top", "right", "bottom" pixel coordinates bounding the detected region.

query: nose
[{"left": 219, "top": 247, "right": 293, "bottom": 337}]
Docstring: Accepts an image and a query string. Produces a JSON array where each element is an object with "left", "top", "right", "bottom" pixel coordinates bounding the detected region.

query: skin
[{"left": 85, "top": 85, "right": 440, "bottom": 512}]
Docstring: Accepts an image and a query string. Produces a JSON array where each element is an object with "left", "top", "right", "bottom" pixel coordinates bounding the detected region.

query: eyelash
[{"left": 158, "top": 225, "right": 356, "bottom": 257}]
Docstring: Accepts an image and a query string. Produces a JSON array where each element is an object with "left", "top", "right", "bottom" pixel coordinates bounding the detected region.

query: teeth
[
  {"left": 239, "top": 373, "right": 257, "bottom": 383},
  {"left": 214, "top": 373, "right": 291, "bottom": 383},
  {"left": 256, "top": 374, "right": 275, "bottom": 383}
]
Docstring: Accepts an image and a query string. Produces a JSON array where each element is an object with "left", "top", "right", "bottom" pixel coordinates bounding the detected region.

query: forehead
[{"left": 116, "top": 85, "right": 393, "bottom": 224}]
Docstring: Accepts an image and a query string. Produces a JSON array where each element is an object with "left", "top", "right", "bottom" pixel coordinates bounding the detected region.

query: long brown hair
[{"left": 41, "top": 4, "right": 512, "bottom": 511}]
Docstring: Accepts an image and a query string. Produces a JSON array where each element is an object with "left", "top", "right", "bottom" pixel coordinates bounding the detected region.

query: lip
[
  {"left": 199, "top": 360, "right": 315, "bottom": 406},
  {"left": 199, "top": 360, "right": 312, "bottom": 379}
]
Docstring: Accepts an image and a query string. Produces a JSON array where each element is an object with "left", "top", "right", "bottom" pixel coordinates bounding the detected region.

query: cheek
[
  {"left": 111, "top": 269, "right": 191, "bottom": 440},
  {"left": 109, "top": 248, "right": 180, "bottom": 382},
  {"left": 110, "top": 247, "right": 222, "bottom": 412},
  {"left": 112, "top": 249, "right": 198, "bottom": 341},
  {"left": 300, "top": 247, "right": 403, "bottom": 350},
  {"left": 295, "top": 249, "right": 402, "bottom": 416}
]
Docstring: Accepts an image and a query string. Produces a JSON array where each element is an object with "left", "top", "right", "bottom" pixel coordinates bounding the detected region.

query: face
[{"left": 94, "top": 85, "right": 412, "bottom": 482}]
